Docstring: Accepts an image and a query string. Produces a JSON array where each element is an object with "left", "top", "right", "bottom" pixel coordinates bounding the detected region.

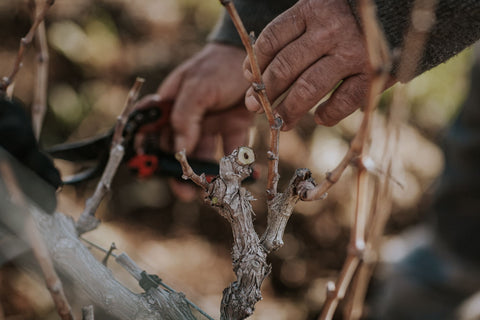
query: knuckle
[
  {"left": 277, "top": 107, "right": 296, "bottom": 129},
  {"left": 349, "top": 79, "right": 368, "bottom": 104},
  {"left": 293, "top": 77, "right": 321, "bottom": 101},
  {"left": 322, "top": 105, "right": 344, "bottom": 125},
  {"left": 257, "top": 26, "right": 281, "bottom": 58},
  {"left": 268, "top": 55, "right": 293, "bottom": 82}
]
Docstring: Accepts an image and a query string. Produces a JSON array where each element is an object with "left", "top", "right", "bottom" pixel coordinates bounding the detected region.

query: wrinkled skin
[
  {"left": 137, "top": 43, "right": 253, "bottom": 200},
  {"left": 143, "top": 0, "right": 398, "bottom": 200},
  {"left": 243, "top": 0, "right": 396, "bottom": 129}
]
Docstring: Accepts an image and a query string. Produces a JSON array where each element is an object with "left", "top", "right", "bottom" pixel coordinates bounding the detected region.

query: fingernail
[
  {"left": 314, "top": 113, "right": 326, "bottom": 126},
  {"left": 243, "top": 69, "right": 253, "bottom": 82},
  {"left": 245, "top": 89, "right": 261, "bottom": 112},
  {"left": 245, "top": 94, "right": 261, "bottom": 112}
]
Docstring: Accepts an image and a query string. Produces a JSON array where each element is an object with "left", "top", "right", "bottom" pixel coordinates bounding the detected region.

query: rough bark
[
  {"left": 177, "top": 148, "right": 316, "bottom": 320},
  {"left": 30, "top": 208, "right": 198, "bottom": 320}
]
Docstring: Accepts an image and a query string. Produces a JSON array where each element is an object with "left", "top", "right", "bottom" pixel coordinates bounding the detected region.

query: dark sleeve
[
  {"left": 208, "top": 0, "right": 298, "bottom": 47},
  {"left": 348, "top": 0, "right": 480, "bottom": 81}
]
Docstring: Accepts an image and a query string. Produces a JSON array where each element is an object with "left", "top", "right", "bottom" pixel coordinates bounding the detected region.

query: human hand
[
  {"left": 158, "top": 42, "right": 252, "bottom": 154},
  {"left": 243, "top": 0, "right": 395, "bottom": 129},
  {"left": 137, "top": 43, "right": 253, "bottom": 200}
]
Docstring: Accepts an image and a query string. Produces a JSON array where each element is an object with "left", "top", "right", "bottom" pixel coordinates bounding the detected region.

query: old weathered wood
[
  {"left": 177, "top": 148, "right": 316, "bottom": 320},
  {"left": 30, "top": 208, "right": 198, "bottom": 320}
]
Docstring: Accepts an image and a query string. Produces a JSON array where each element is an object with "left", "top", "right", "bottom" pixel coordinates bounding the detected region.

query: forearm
[
  {"left": 208, "top": 0, "right": 298, "bottom": 46},
  {"left": 349, "top": 0, "right": 480, "bottom": 81}
]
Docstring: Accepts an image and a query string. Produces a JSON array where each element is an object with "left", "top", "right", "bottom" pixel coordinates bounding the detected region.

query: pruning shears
[{"left": 47, "top": 99, "right": 259, "bottom": 185}]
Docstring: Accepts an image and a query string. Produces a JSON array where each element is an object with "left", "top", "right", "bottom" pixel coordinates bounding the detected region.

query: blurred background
[{"left": 0, "top": 0, "right": 474, "bottom": 319}]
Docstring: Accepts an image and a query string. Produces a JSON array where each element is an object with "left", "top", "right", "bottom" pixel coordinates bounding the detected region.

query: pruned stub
[{"left": 201, "top": 148, "right": 271, "bottom": 320}]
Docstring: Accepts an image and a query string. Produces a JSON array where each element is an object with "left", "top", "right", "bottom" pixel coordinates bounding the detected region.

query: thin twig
[
  {"left": 101, "top": 242, "right": 117, "bottom": 266},
  {"left": 175, "top": 150, "right": 209, "bottom": 189},
  {"left": 346, "top": 1, "right": 439, "bottom": 318},
  {"left": 317, "top": 0, "right": 393, "bottom": 318},
  {"left": 344, "top": 16, "right": 437, "bottom": 317},
  {"left": 0, "top": 160, "right": 75, "bottom": 320},
  {"left": 303, "top": 0, "right": 391, "bottom": 203},
  {"left": 112, "top": 78, "right": 145, "bottom": 145},
  {"left": 352, "top": 170, "right": 369, "bottom": 253},
  {"left": 324, "top": 0, "right": 439, "bottom": 318},
  {"left": 81, "top": 305, "right": 94, "bottom": 320},
  {"left": 177, "top": 147, "right": 314, "bottom": 319},
  {"left": 76, "top": 78, "right": 144, "bottom": 235},
  {"left": 321, "top": 256, "right": 361, "bottom": 320},
  {"left": 25, "top": 217, "right": 75, "bottom": 320},
  {"left": 319, "top": 169, "right": 372, "bottom": 320},
  {"left": 396, "top": 0, "right": 439, "bottom": 81},
  {"left": 32, "top": 20, "right": 49, "bottom": 140},
  {"left": 0, "top": 0, "right": 54, "bottom": 95},
  {"left": 219, "top": 0, "right": 281, "bottom": 198}
]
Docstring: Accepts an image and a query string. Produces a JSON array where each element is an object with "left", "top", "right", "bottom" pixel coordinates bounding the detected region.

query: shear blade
[{"left": 46, "top": 131, "right": 112, "bottom": 162}]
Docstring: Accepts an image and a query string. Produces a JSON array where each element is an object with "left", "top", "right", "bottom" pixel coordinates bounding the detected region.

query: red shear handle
[
  {"left": 127, "top": 154, "right": 158, "bottom": 178},
  {"left": 135, "top": 97, "right": 173, "bottom": 134}
]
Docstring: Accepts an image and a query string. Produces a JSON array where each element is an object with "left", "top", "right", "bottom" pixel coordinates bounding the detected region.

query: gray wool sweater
[{"left": 209, "top": 0, "right": 480, "bottom": 81}]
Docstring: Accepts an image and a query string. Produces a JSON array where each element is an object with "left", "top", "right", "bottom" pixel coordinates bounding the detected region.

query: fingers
[
  {"left": 220, "top": 108, "right": 252, "bottom": 154},
  {"left": 158, "top": 43, "right": 250, "bottom": 154},
  {"left": 245, "top": 30, "right": 330, "bottom": 113},
  {"left": 167, "top": 71, "right": 220, "bottom": 153},
  {"left": 200, "top": 103, "right": 253, "bottom": 154},
  {"left": 223, "top": 131, "right": 249, "bottom": 155},
  {"left": 243, "top": 4, "right": 306, "bottom": 77},
  {"left": 241, "top": 0, "right": 373, "bottom": 128},
  {"left": 314, "top": 74, "right": 369, "bottom": 126},
  {"left": 274, "top": 55, "right": 357, "bottom": 130},
  {"left": 135, "top": 94, "right": 161, "bottom": 109},
  {"left": 168, "top": 179, "right": 198, "bottom": 202},
  {"left": 244, "top": 86, "right": 263, "bottom": 113},
  {"left": 191, "top": 134, "right": 217, "bottom": 161},
  {"left": 156, "top": 64, "right": 203, "bottom": 153},
  {"left": 260, "top": 32, "right": 330, "bottom": 101}
]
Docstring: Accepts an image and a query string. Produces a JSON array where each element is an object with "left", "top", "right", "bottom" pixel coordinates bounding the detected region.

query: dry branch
[
  {"left": 32, "top": 210, "right": 198, "bottom": 320},
  {"left": 76, "top": 78, "right": 144, "bottom": 235},
  {"left": 303, "top": 0, "right": 391, "bottom": 203},
  {"left": 170, "top": 2, "right": 321, "bottom": 318},
  {"left": 342, "top": 0, "right": 439, "bottom": 313},
  {"left": 81, "top": 305, "right": 94, "bottom": 320},
  {"left": 0, "top": 0, "right": 54, "bottom": 95},
  {"left": 397, "top": 0, "right": 439, "bottom": 81},
  {"left": 79, "top": 237, "right": 214, "bottom": 320},
  {"left": 260, "top": 168, "right": 315, "bottom": 252},
  {"left": 0, "top": 160, "right": 74, "bottom": 320},
  {"left": 177, "top": 148, "right": 315, "bottom": 319},
  {"left": 318, "top": 0, "right": 439, "bottom": 318},
  {"left": 178, "top": 148, "right": 270, "bottom": 320},
  {"left": 32, "top": 20, "right": 49, "bottom": 140},
  {"left": 219, "top": 0, "right": 281, "bottom": 199},
  {"left": 317, "top": 0, "right": 394, "bottom": 318},
  {"left": 25, "top": 217, "right": 75, "bottom": 320}
]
